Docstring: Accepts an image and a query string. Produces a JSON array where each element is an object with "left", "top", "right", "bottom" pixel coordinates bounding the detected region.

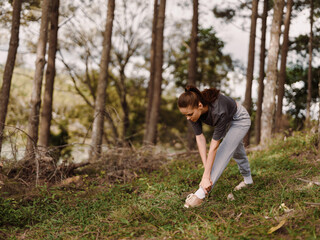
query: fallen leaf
[{"left": 268, "top": 219, "right": 286, "bottom": 234}]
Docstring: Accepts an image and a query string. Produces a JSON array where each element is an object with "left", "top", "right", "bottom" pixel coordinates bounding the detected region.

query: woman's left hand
[{"left": 200, "top": 177, "right": 212, "bottom": 194}]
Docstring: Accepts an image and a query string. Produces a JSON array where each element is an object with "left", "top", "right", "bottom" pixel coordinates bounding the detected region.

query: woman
[{"left": 178, "top": 85, "right": 253, "bottom": 208}]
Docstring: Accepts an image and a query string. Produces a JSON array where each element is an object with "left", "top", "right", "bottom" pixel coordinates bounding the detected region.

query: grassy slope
[{"left": 1, "top": 132, "right": 319, "bottom": 239}]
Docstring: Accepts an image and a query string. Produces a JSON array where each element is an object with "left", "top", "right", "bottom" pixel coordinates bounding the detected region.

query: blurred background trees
[{"left": 0, "top": 0, "right": 319, "bottom": 166}]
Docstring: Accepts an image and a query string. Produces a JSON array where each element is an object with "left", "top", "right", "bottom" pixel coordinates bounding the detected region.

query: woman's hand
[{"left": 200, "top": 177, "right": 212, "bottom": 194}]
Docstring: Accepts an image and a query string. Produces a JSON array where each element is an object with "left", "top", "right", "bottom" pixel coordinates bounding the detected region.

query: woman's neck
[{"left": 201, "top": 105, "right": 209, "bottom": 114}]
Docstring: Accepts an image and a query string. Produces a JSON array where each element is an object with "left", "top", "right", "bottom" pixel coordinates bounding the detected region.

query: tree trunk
[
  {"left": 306, "top": 0, "right": 313, "bottom": 128},
  {"left": 90, "top": 0, "right": 115, "bottom": 159},
  {"left": 260, "top": 0, "right": 285, "bottom": 145},
  {"left": 187, "top": 0, "right": 199, "bottom": 150},
  {"left": 39, "top": 0, "right": 60, "bottom": 147},
  {"left": 144, "top": 0, "right": 166, "bottom": 145},
  {"left": 0, "top": 0, "right": 22, "bottom": 156},
  {"left": 243, "top": 0, "right": 259, "bottom": 147},
  {"left": 144, "top": 0, "right": 158, "bottom": 143},
  {"left": 25, "top": 0, "right": 51, "bottom": 159},
  {"left": 254, "top": 0, "right": 268, "bottom": 145},
  {"left": 275, "top": 0, "right": 292, "bottom": 132},
  {"left": 318, "top": 80, "right": 320, "bottom": 148}
]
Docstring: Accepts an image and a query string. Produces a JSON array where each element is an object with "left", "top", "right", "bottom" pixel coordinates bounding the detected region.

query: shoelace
[{"left": 186, "top": 194, "right": 194, "bottom": 201}]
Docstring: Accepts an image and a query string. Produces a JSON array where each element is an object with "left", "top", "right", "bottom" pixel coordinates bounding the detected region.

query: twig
[
  {"left": 297, "top": 178, "right": 320, "bottom": 186},
  {"left": 304, "top": 202, "right": 320, "bottom": 206}
]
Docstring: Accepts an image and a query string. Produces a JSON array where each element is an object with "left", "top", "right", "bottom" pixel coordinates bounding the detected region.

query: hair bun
[{"left": 185, "top": 85, "right": 196, "bottom": 93}]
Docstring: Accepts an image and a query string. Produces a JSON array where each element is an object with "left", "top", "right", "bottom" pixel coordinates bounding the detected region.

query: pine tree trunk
[
  {"left": 39, "top": 0, "right": 60, "bottom": 147},
  {"left": 318, "top": 80, "right": 320, "bottom": 148},
  {"left": 254, "top": 0, "right": 268, "bottom": 145},
  {"left": 306, "top": 0, "right": 313, "bottom": 128},
  {"left": 275, "top": 0, "right": 292, "bottom": 132},
  {"left": 0, "top": 0, "right": 22, "bottom": 156},
  {"left": 25, "top": 0, "right": 51, "bottom": 159},
  {"left": 144, "top": 0, "right": 158, "bottom": 144},
  {"left": 260, "top": 0, "right": 285, "bottom": 145},
  {"left": 243, "top": 0, "right": 259, "bottom": 147},
  {"left": 187, "top": 0, "right": 198, "bottom": 150},
  {"left": 90, "top": 0, "right": 115, "bottom": 159},
  {"left": 144, "top": 0, "right": 166, "bottom": 145}
]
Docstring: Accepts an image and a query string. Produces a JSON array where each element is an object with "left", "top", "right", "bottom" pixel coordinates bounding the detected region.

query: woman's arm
[
  {"left": 200, "top": 138, "right": 221, "bottom": 193},
  {"left": 196, "top": 134, "right": 207, "bottom": 167}
]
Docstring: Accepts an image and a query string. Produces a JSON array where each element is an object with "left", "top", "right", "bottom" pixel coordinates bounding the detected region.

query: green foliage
[
  {"left": 170, "top": 27, "right": 233, "bottom": 88},
  {"left": 1, "top": 131, "right": 319, "bottom": 239},
  {"left": 284, "top": 64, "right": 319, "bottom": 129}
]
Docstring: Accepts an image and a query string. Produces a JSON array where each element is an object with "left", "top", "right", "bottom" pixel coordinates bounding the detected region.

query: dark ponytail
[{"left": 177, "top": 85, "right": 220, "bottom": 108}]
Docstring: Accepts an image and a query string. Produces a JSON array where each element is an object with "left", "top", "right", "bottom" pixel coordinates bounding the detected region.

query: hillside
[{"left": 0, "top": 131, "right": 319, "bottom": 239}]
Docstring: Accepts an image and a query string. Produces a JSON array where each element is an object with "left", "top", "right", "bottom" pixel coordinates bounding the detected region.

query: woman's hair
[{"left": 177, "top": 85, "right": 220, "bottom": 108}]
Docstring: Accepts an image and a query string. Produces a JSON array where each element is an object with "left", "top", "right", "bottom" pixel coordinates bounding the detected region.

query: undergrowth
[{"left": 0, "top": 131, "right": 319, "bottom": 239}]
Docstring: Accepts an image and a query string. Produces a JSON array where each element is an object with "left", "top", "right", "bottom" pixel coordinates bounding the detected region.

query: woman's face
[{"left": 179, "top": 103, "right": 205, "bottom": 122}]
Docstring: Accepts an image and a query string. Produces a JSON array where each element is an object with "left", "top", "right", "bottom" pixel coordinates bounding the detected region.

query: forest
[{"left": 0, "top": 0, "right": 319, "bottom": 239}]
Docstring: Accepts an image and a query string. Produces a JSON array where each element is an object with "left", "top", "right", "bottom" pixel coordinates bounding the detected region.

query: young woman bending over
[{"left": 178, "top": 85, "right": 253, "bottom": 208}]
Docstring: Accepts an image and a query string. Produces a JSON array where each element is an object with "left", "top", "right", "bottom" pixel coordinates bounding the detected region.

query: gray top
[{"left": 189, "top": 93, "right": 237, "bottom": 140}]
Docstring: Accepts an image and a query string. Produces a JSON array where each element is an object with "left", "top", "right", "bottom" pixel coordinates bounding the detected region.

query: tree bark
[
  {"left": 25, "top": 0, "right": 51, "bottom": 159},
  {"left": 318, "top": 80, "right": 320, "bottom": 148},
  {"left": 0, "top": 0, "right": 22, "bottom": 156},
  {"left": 144, "top": 0, "right": 166, "bottom": 145},
  {"left": 90, "top": 0, "right": 115, "bottom": 159},
  {"left": 243, "top": 0, "right": 259, "bottom": 147},
  {"left": 144, "top": 0, "right": 158, "bottom": 143},
  {"left": 306, "top": 0, "right": 313, "bottom": 127},
  {"left": 260, "top": 0, "right": 285, "bottom": 145},
  {"left": 39, "top": 0, "right": 60, "bottom": 147},
  {"left": 254, "top": 0, "right": 268, "bottom": 145},
  {"left": 187, "top": 0, "right": 199, "bottom": 150},
  {"left": 275, "top": 0, "right": 292, "bottom": 132}
]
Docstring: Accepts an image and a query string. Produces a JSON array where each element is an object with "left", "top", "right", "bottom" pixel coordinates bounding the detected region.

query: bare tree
[
  {"left": 306, "top": 0, "right": 314, "bottom": 127},
  {"left": 39, "top": 0, "right": 60, "bottom": 147},
  {"left": 144, "top": 0, "right": 166, "bottom": 145},
  {"left": 260, "top": 0, "right": 285, "bottom": 145},
  {"left": 254, "top": 0, "right": 268, "bottom": 145},
  {"left": 25, "top": 0, "right": 51, "bottom": 159},
  {"left": 0, "top": 0, "right": 22, "bottom": 156},
  {"left": 275, "top": 0, "right": 293, "bottom": 132},
  {"left": 112, "top": 0, "right": 148, "bottom": 143},
  {"left": 243, "top": 0, "right": 259, "bottom": 146},
  {"left": 187, "top": 0, "right": 199, "bottom": 150},
  {"left": 90, "top": 0, "right": 115, "bottom": 160}
]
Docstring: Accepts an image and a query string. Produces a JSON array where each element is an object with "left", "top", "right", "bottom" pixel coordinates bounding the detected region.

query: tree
[
  {"left": 260, "top": 0, "right": 285, "bottom": 145},
  {"left": 0, "top": 0, "right": 22, "bottom": 156},
  {"left": 254, "top": 0, "right": 269, "bottom": 145},
  {"left": 306, "top": 0, "right": 314, "bottom": 127},
  {"left": 275, "top": 0, "right": 293, "bottom": 132},
  {"left": 171, "top": 27, "right": 233, "bottom": 89},
  {"left": 25, "top": 0, "right": 51, "bottom": 159},
  {"left": 144, "top": 0, "right": 158, "bottom": 141},
  {"left": 39, "top": 0, "right": 60, "bottom": 147},
  {"left": 144, "top": 0, "right": 166, "bottom": 145},
  {"left": 318, "top": 80, "right": 320, "bottom": 148},
  {"left": 243, "top": 0, "right": 259, "bottom": 146},
  {"left": 90, "top": 0, "right": 115, "bottom": 159},
  {"left": 112, "top": 0, "right": 148, "bottom": 143},
  {"left": 187, "top": 0, "right": 199, "bottom": 150}
]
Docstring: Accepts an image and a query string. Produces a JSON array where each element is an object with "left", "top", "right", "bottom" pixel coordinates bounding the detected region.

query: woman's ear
[{"left": 198, "top": 102, "right": 203, "bottom": 109}]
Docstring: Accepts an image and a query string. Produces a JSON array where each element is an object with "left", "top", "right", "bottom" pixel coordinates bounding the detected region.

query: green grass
[{"left": 1, "top": 132, "right": 320, "bottom": 239}]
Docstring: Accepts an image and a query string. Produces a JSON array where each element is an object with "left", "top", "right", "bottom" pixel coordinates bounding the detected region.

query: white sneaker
[
  {"left": 234, "top": 181, "right": 251, "bottom": 191},
  {"left": 184, "top": 193, "right": 204, "bottom": 208}
]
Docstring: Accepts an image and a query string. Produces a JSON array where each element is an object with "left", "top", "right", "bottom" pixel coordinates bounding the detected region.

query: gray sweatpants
[{"left": 210, "top": 103, "right": 252, "bottom": 189}]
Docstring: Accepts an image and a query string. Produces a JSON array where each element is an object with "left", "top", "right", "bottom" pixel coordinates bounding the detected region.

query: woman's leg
[
  {"left": 233, "top": 140, "right": 251, "bottom": 178},
  {"left": 209, "top": 119, "right": 250, "bottom": 189}
]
